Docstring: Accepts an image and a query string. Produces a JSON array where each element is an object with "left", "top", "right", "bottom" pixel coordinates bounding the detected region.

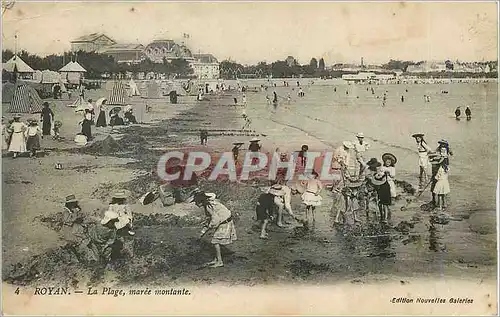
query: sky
[{"left": 2, "top": 1, "right": 498, "bottom": 65}]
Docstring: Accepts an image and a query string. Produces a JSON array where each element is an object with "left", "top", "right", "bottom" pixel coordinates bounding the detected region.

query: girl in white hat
[{"left": 192, "top": 191, "right": 237, "bottom": 267}]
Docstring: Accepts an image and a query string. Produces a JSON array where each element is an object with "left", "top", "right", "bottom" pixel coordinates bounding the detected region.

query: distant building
[
  {"left": 286, "top": 56, "right": 296, "bottom": 67},
  {"left": 342, "top": 72, "right": 395, "bottom": 82},
  {"left": 407, "top": 61, "right": 447, "bottom": 73},
  {"left": 71, "top": 33, "right": 116, "bottom": 52},
  {"left": 144, "top": 39, "right": 194, "bottom": 63},
  {"left": 342, "top": 72, "right": 376, "bottom": 82},
  {"left": 99, "top": 44, "right": 145, "bottom": 64},
  {"left": 191, "top": 54, "right": 219, "bottom": 79}
]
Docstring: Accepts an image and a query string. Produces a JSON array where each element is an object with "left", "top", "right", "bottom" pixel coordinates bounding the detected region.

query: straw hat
[
  {"left": 371, "top": 173, "right": 387, "bottom": 186},
  {"left": 205, "top": 192, "right": 216, "bottom": 201},
  {"left": 382, "top": 153, "right": 397, "bottom": 165},
  {"left": 233, "top": 142, "right": 244, "bottom": 145},
  {"left": 438, "top": 139, "right": 449, "bottom": 145},
  {"left": 250, "top": 137, "right": 261, "bottom": 143},
  {"left": 112, "top": 190, "right": 128, "bottom": 199},
  {"left": 114, "top": 216, "right": 130, "bottom": 230},
  {"left": 347, "top": 180, "right": 363, "bottom": 188},
  {"left": 65, "top": 194, "right": 77, "bottom": 203},
  {"left": 356, "top": 132, "right": 365, "bottom": 138},
  {"left": 100, "top": 210, "right": 119, "bottom": 225},
  {"left": 411, "top": 133, "right": 424, "bottom": 138},
  {"left": 13, "top": 114, "right": 21, "bottom": 119},
  {"left": 268, "top": 184, "right": 285, "bottom": 196},
  {"left": 342, "top": 141, "right": 353, "bottom": 149},
  {"left": 366, "top": 158, "right": 379, "bottom": 167}
]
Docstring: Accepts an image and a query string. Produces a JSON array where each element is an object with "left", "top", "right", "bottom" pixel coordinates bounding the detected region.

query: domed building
[{"left": 144, "top": 39, "right": 194, "bottom": 63}]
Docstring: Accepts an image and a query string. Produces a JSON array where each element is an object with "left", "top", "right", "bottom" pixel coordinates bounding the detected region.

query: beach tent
[
  {"left": 2, "top": 83, "right": 44, "bottom": 113},
  {"left": 59, "top": 61, "right": 86, "bottom": 84},
  {"left": 107, "top": 81, "right": 127, "bottom": 105},
  {"left": 128, "top": 79, "right": 140, "bottom": 97},
  {"left": 141, "top": 80, "right": 162, "bottom": 99},
  {"left": 41, "top": 70, "right": 62, "bottom": 84},
  {"left": 3, "top": 55, "right": 35, "bottom": 74}
]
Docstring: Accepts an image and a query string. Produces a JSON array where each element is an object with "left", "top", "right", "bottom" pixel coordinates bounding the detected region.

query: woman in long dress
[
  {"left": 95, "top": 101, "right": 107, "bottom": 127},
  {"left": 301, "top": 170, "right": 323, "bottom": 223},
  {"left": 8, "top": 115, "right": 27, "bottom": 158},
  {"left": 40, "top": 102, "right": 54, "bottom": 138}
]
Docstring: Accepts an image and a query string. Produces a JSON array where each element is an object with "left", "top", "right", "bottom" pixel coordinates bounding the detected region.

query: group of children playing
[{"left": 3, "top": 113, "right": 62, "bottom": 158}]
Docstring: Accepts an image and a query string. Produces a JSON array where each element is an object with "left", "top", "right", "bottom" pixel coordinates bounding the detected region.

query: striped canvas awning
[
  {"left": 107, "top": 81, "right": 127, "bottom": 105},
  {"left": 7, "top": 84, "right": 44, "bottom": 113}
]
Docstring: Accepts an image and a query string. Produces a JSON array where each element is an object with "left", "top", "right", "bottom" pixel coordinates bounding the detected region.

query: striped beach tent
[
  {"left": 3, "top": 84, "right": 44, "bottom": 113},
  {"left": 107, "top": 81, "right": 127, "bottom": 105}
]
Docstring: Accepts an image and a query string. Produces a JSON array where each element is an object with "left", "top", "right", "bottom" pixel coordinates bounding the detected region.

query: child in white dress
[{"left": 433, "top": 161, "right": 450, "bottom": 210}]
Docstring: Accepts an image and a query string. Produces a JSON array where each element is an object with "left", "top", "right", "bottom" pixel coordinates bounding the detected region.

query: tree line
[{"left": 2, "top": 49, "right": 497, "bottom": 80}]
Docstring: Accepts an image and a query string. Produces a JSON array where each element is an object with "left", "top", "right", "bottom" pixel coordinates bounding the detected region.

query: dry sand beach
[{"left": 2, "top": 79, "right": 497, "bottom": 289}]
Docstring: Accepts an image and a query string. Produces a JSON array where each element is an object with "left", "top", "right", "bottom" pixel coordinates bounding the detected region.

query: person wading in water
[{"left": 412, "top": 133, "right": 432, "bottom": 190}]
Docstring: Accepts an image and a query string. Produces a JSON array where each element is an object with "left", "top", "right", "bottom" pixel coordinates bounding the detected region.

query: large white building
[{"left": 191, "top": 54, "right": 219, "bottom": 79}]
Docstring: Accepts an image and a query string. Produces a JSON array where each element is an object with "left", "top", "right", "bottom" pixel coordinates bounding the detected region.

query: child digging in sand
[{"left": 190, "top": 190, "right": 237, "bottom": 268}]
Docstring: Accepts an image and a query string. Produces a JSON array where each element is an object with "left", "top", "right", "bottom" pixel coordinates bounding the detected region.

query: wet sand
[{"left": 1, "top": 83, "right": 496, "bottom": 288}]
